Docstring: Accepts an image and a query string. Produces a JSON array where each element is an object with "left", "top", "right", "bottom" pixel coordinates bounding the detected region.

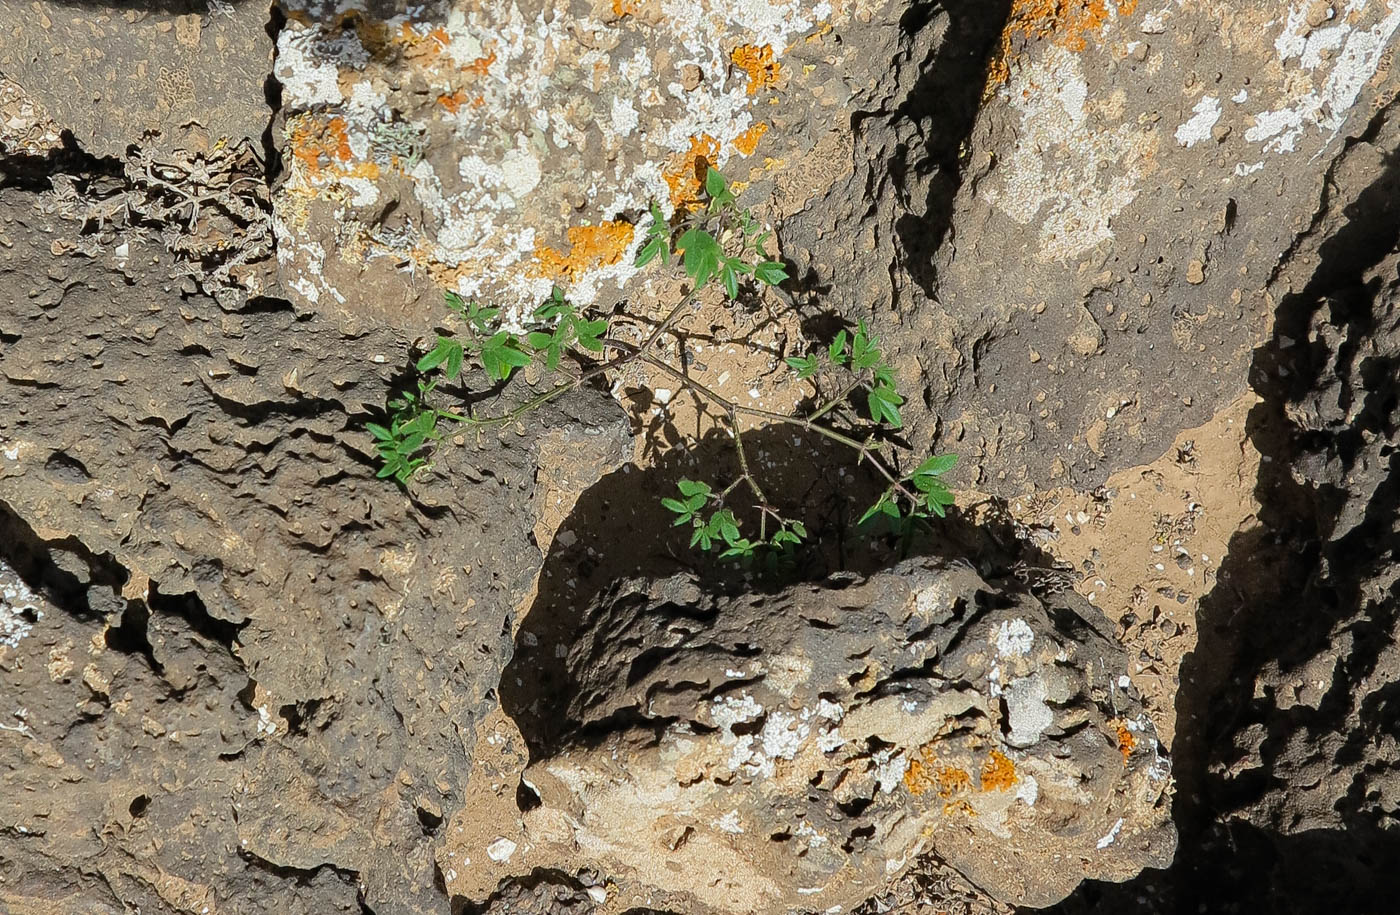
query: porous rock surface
[
  {"left": 266, "top": 0, "right": 1400, "bottom": 504},
  {"left": 0, "top": 173, "right": 631, "bottom": 912},
  {"left": 1191, "top": 226, "right": 1400, "bottom": 908},
  {"left": 3, "top": 0, "right": 1399, "bottom": 912},
  {"left": 783, "top": 0, "right": 1400, "bottom": 494},
  {"left": 488, "top": 559, "right": 1173, "bottom": 912},
  {"left": 0, "top": 0, "right": 271, "bottom": 158}
]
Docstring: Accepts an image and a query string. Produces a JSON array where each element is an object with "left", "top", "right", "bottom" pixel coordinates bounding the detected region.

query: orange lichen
[
  {"left": 731, "top": 44, "right": 781, "bottom": 94},
  {"left": 289, "top": 115, "right": 353, "bottom": 179},
  {"left": 904, "top": 746, "right": 973, "bottom": 799},
  {"left": 985, "top": 0, "right": 1139, "bottom": 90},
  {"left": 943, "top": 800, "right": 977, "bottom": 818},
  {"left": 732, "top": 122, "right": 769, "bottom": 157},
  {"left": 1115, "top": 722, "right": 1137, "bottom": 762},
  {"left": 464, "top": 50, "right": 497, "bottom": 79},
  {"left": 287, "top": 114, "right": 383, "bottom": 189},
  {"left": 532, "top": 220, "right": 636, "bottom": 281},
  {"left": 980, "top": 750, "right": 1017, "bottom": 791},
  {"left": 611, "top": 0, "right": 643, "bottom": 17},
  {"left": 663, "top": 134, "right": 719, "bottom": 209},
  {"left": 397, "top": 21, "right": 451, "bottom": 63},
  {"left": 437, "top": 89, "right": 469, "bottom": 113}
]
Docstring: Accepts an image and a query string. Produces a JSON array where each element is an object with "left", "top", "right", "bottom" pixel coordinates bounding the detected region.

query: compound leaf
[{"left": 754, "top": 260, "right": 788, "bottom": 286}]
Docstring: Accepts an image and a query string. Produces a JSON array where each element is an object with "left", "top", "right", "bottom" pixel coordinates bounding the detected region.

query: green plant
[
  {"left": 371, "top": 167, "right": 958, "bottom": 560},
  {"left": 367, "top": 378, "right": 464, "bottom": 484}
]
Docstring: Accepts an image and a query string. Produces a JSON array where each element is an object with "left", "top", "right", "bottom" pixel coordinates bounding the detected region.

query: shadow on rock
[
  {"left": 1041, "top": 104, "right": 1400, "bottom": 915},
  {"left": 886, "top": 0, "right": 1013, "bottom": 298},
  {"left": 500, "top": 421, "right": 1061, "bottom": 759}
]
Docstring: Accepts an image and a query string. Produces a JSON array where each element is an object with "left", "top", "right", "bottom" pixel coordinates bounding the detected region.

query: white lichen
[
  {"left": 1174, "top": 95, "right": 1220, "bottom": 147},
  {"left": 1246, "top": 2, "right": 1400, "bottom": 155},
  {"left": 994, "top": 618, "right": 1035, "bottom": 657},
  {"left": 1096, "top": 817, "right": 1124, "bottom": 849},
  {"left": 715, "top": 808, "right": 744, "bottom": 833},
  {"left": 1003, "top": 674, "right": 1053, "bottom": 748},
  {"left": 1, "top": 561, "right": 42, "bottom": 650},
  {"left": 983, "top": 47, "right": 1156, "bottom": 261},
  {"left": 275, "top": 28, "right": 345, "bottom": 108}
]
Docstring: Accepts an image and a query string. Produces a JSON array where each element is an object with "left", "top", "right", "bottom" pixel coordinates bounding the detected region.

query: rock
[
  {"left": 1185, "top": 233, "right": 1400, "bottom": 909},
  {"left": 0, "top": 167, "right": 631, "bottom": 913},
  {"left": 269, "top": 0, "right": 835, "bottom": 325},
  {"left": 777, "top": 0, "right": 1400, "bottom": 495},
  {"left": 482, "top": 559, "right": 1174, "bottom": 912},
  {"left": 0, "top": 1, "right": 272, "bottom": 157}
]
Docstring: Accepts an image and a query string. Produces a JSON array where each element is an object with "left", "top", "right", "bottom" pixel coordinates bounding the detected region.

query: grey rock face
[
  {"left": 501, "top": 559, "right": 1175, "bottom": 911},
  {"left": 0, "top": 1, "right": 272, "bottom": 157},
  {"left": 0, "top": 169, "right": 630, "bottom": 914}
]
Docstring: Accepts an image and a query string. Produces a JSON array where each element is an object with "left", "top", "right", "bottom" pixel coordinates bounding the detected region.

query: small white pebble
[{"left": 486, "top": 837, "right": 517, "bottom": 863}]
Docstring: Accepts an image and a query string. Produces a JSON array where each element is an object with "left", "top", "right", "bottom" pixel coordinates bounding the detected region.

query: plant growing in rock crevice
[{"left": 374, "top": 168, "right": 957, "bottom": 560}]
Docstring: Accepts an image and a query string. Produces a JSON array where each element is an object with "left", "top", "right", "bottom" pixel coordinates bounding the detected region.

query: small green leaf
[
  {"left": 676, "top": 479, "right": 711, "bottom": 499},
  {"left": 661, "top": 497, "right": 692, "bottom": 521},
  {"left": 635, "top": 236, "right": 666, "bottom": 268},
  {"left": 858, "top": 491, "right": 896, "bottom": 526},
  {"left": 867, "top": 384, "right": 904, "bottom": 427},
  {"left": 705, "top": 167, "right": 728, "bottom": 200},
  {"left": 416, "top": 337, "right": 452, "bottom": 372},
  {"left": 721, "top": 263, "right": 739, "bottom": 300},
  {"left": 366, "top": 422, "right": 392, "bottom": 441},
  {"left": 717, "top": 513, "right": 740, "bottom": 543},
  {"left": 647, "top": 201, "right": 669, "bottom": 234},
  {"left": 754, "top": 260, "right": 788, "bottom": 285},
  {"left": 785, "top": 354, "right": 817, "bottom": 379},
  {"left": 677, "top": 228, "right": 724, "bottom": 290},
  {"left": 533, "top": 303, "right": 566, "bottom": 323},
  {"left": 575, "top": 318, "right": 607, "bottom": 352},
  {"left": 718, "top": 540, "right": 754, "bottom": 560},
  {"left": 913, "top": 454, "right": 959, "bottom": 477},
  {"left": 828, "top": 330, "right": 848, "bottom": 365},
  {"left": 480, "top": 332, "right": 531, "bottom": 381}
]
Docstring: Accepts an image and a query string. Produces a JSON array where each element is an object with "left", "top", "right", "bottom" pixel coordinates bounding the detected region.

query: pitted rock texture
[
  {"left": 1183, "top": 203, "right": 1400, "bottom": 910},
  {"left": 1230, "top": 246, "right": 1400, "bottom": 838},
  {"left": 0, "top": 169, "right": 631, "bottom": 913},
  {"left": 1042, "top": 100, "right": 1400, "bottom": 915},
  {"left": 495, "top": 559, "right": 1174, "bottom": 912},
  {"left": 0, "top": 0, "right": 273, "bottom": 157},
  {"left": 775, "top": 0, "right": 1400, "bottom": 496}
]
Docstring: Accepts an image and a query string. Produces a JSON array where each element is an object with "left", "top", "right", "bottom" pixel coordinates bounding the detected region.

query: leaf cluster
[
  {"left": 637, "top": 168, "right": 788, "bottom": 299},
  {"left": 662, "top": 479, "right": 807, "bottom": 562},
  {"left": 787, "top": 320, "right": 904, "bottom": 428},
  {"left": 859, "top": 453, "right": 959, "bottom": 526},
  {"left": 373, "top": 166, "right": 962, "bottom": 565},
  {"left": 367, "top": 379, "right": 450, "bottom": 484}
]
